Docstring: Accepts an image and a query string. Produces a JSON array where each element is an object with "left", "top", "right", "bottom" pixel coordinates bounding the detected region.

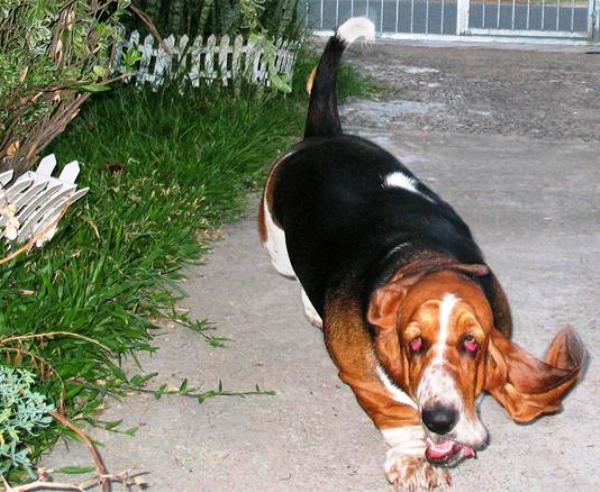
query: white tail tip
[{"left": 336, "top": 17, "right": 376, "bottom": 45}]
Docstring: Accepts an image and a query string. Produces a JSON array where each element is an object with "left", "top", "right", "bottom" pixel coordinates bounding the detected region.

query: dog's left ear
[{"left": 484, "top": 327, "right": 585, "bottom": 423}]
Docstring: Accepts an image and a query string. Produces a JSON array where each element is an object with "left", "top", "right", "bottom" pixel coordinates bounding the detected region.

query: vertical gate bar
[
  {"left": 351, "top": 0, "right": 355, "bottom": 17},
  {"left": 527, "top": 0, "right": 531, "bottom": 29},
  {"left": 441, "top": 0, "right": 446, "bottom": 32},
  {"left": 426, "top": 0, "right": 430, "bottom": 33},
  {"left": 483, "top": 0, "right": 487, "bottom": 28},
  {"left": 496, "top": 0, "right": 501, "bottom": 28},
  {"left": 556, "top": 0, "right": 560, "bottom": 30},
  {"left": 511, "top": 0, "right": 516, "bottom": 29},
  {"left": 305, "top": 0, "right": 310, "bottom": 28},
  {"left": 541, "top": 0, "right": 546, "bottom": 29},
  {"left": 381, "top": 0, "right": 385, "bottom": 32},
  {"left": 320, "top": 0, "right": 324, "bottom": 28},
  {"left": 335, "top": 0, "right": 339, "bottom": 26},
  {"left": 457, "top": 0, "right": 469, "bottom": 34},
  {"left": 570, "top": 0, "right": 575, "bottom": 31},
  {"left": 410, "top": 0, "right": 415, "bottom": 32},
  {"left": 366, "top": 0, "right": 370, "bottom": 17},
  {"left": 395, "top": 0, "right": 400, "bottom": 32},
  {"left": 586, "top": 0, "right": 595, "bottom": 37}
]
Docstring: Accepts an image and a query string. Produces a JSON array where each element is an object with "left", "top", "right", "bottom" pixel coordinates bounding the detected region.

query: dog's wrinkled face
[
  {"left": 368, "top": 270, "right": 494, "bottom": 466},
  {"left": 404, "top": 292, "right": 491, "bottom": 466},
  {"left": 368, "top": 267, "right": 584, "bottom": 468}
]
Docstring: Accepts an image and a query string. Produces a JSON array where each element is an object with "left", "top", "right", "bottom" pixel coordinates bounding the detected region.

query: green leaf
[
  {"left": 103, "top": 419, "right": 123, "bottom": 431},
  {"left": 179, "top": 378, "right": 188, "bottom": 393},
  {"left": 121, "top": 46, "right": 142, "bottom": 68},
  {"left": 124, "top": 426, "right": 139, "bottom": 437},
  {"left": 79, "top": 83, "right": 110, "bottom": 93},
  {"left": 56, "top": 465, "right": 96, "bottom": 475},
  {"left": 92, "top": 65, "right": 108, "bottom": 78}
]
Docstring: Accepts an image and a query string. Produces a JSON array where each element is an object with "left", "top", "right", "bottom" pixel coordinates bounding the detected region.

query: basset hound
[{"left": 258, "top": 17, "right": 585, "bottom": 490}]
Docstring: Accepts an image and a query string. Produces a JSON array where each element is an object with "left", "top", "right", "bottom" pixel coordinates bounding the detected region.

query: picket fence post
[{"left": 116, "top": 31, "right": 298, "bottom": 93}]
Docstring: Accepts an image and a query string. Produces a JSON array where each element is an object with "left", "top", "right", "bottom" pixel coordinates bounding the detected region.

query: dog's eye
[
  {"left": 462, "top": 334, "right": 479, "bottom": 354},
  {"left": 409, "top": 336, "right": 423, "bottom": 354}
]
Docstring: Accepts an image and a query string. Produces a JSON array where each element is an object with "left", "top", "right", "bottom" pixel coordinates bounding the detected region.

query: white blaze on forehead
[
  {"left": 416, "top": 294, "right": 489, "bottom": 447},
  {"left": 416, "top": 294, "right": 459, "bottom": 404},
  {"left": 435, "top": 294, "right": 458, "bottom": 361}
]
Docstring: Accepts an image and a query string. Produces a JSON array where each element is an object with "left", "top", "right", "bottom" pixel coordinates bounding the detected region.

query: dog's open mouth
[{"left": 425, "top": 436, "right": 476, "bottom": 467}]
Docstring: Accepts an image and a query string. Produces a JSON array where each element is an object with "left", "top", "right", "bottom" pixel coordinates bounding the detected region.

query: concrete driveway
[{"left": 43, "top": 44, "right": 600, "bottom": 491}]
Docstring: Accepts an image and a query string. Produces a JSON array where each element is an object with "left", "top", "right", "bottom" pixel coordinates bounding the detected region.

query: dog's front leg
[
  {"left": 381, "top": 426, "right": 450, "bottom": 490},
  {"left": 324, "top": 303, "right": 449, "bottom": 490},
  {"left": 343, "top": 374, "right": 451, "bottom": 491}
]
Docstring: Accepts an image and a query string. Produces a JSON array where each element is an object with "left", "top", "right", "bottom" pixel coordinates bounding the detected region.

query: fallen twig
[
  {"left": 50, "top": 411, "right": 110, "bottom": 492},
  {"left": 0, "top": 469, "right": 148, "bottom": 491},
  {"left": 0, "top": 332, "right": 110, "bottom": 353}
]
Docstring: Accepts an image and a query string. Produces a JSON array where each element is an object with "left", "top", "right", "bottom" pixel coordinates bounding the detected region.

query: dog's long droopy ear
[
  {"left": 367, "top": 272, "right": 426, "bottom": 332},
  {"left": 484, "top": 327, "right": 585, "bottom": 423},
  {"left": 367, "top": 274, "right": 424, "bottom": 382}
]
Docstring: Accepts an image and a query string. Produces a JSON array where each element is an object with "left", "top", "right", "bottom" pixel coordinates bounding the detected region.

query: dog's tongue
[{"left": 425, "top": 437, "right": 476, "bottom": 463}]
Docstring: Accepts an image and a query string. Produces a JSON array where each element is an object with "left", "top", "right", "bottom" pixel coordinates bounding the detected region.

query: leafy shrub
[
  {"left": 128, "top": 1, "right": 307, "bottom": 93},
  {"left": 0, "top": 366, "right": 54, "bottom": 477},
  {"left": 0, "top": 0, "right": 134, "bottom": 174},
  {"left": 132, "top": 0, "right": 306, "bottom": 40}
]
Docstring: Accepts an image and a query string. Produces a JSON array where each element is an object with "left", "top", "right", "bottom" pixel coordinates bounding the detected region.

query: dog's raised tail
[{"left": 304, "top": 17, "right": 375, "bottom": 139}]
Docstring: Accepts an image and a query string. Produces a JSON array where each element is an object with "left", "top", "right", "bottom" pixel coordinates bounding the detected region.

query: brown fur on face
[
  {"left": 369, "top": 271, "right": 494, "bottom": 428},
  {"left": 324, "top": 295, "right": 421, "bottom": 430},
  {"left": 368, "top": 267, "right": 585, "bottom": 430}
]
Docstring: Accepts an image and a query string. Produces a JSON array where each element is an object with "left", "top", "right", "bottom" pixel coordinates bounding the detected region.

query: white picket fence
[
  {"left": 114, "top": 31, "right": 299, "bottom": 92},
  {"left": 0, "top": 155, "right": 88, "bottom": 247}
]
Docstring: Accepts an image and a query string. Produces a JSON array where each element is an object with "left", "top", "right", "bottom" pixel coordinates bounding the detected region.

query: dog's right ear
[
  {"left": 367, "top": 273, "right": 425, "bottom": 332},
  {"left": 367, "top": 283, "right": 405, "bottom": 332},
  {"left": 367, "top": 274, "right": 425, "bottom": 382}
]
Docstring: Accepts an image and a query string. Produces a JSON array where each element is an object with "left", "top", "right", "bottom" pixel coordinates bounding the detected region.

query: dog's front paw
[{"left": 384, "top": 447, "right": 450, "bottom": 491}]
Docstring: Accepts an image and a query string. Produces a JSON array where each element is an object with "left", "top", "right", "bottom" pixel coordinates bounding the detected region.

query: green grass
[{"left": 0, "top": 47, "right": 375, "bottom": 481}]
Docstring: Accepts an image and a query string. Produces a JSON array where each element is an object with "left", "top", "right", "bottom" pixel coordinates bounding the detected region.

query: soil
[{"left": 344, "top": 43, "right": 600, "bottom": 141}]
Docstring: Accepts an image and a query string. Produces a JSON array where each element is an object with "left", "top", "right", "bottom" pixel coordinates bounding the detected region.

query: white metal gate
[{"left": 308, "top": 0, "right": 599, "bottom": 42}]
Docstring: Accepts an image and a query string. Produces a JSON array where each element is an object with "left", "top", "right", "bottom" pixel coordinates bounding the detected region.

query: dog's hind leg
[{"left": 259, "top": 193, "right": 296, "bottom": 279}]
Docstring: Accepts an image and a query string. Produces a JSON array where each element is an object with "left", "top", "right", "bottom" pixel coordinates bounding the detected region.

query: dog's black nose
[{"left": 421, "top": 405, "right": 458, "bottom": 435}]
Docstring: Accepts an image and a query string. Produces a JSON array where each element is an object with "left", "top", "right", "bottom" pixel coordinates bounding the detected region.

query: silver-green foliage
[{"left": 0, "top": 366, "right": 55, "bottom": 477}]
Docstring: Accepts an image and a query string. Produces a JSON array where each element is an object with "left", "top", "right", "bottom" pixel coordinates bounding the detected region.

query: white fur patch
[
  {"left": 383, "top": 172, "right": 435, "bottom": 203},
  {"left": 382, "top": 426, "right": 426, "bottom": 453},
  {"left": 382, "top": 426, "right": 451, "bottom": 488},
  {"left": 384, "top": 172, "right": 420, "bottom": 193},
  {"left": 435, "top": 294, "right": 458, "bottom": 362},
  {"left": 336, "top": 17, "right": 376, "bottom": 45},
  {"left": 301, "top": 288, "right": 322, "bottom": 328},
  {"left": 452, "top": 410, "right": 488, "bottom": 447},
  {"left": 262, "top": 200, "right": 295, "bottom": 278},
  {"left": 376, "top": 365, "right": 418, "bottom": 409}
]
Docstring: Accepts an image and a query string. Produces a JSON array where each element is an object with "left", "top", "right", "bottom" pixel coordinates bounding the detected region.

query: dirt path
[
  {"left": 43, "top": 44, "right": 600, "bottom": 491},
  {"left": 345, "top": 43, "right": 600, "bottom": 141}
]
